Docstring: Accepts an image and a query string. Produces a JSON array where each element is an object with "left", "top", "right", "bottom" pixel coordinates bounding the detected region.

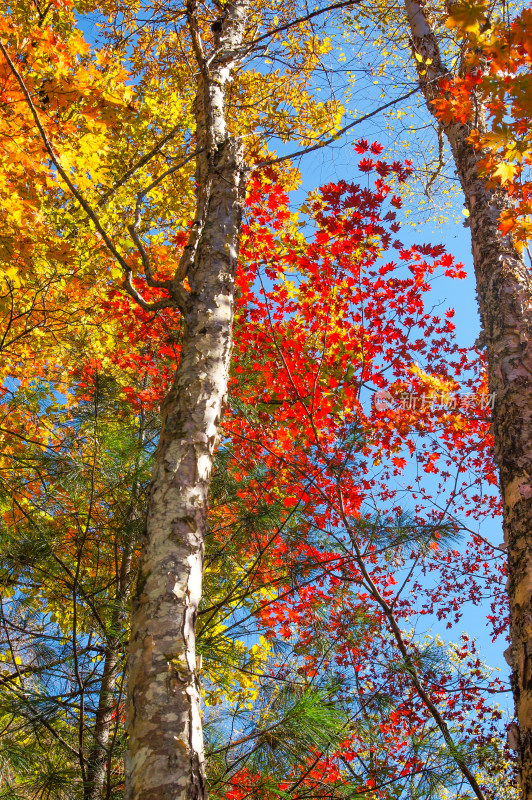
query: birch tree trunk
[
  {"left": 125, "top": 3, "right": 249, "bottom": 799},
  {"left": 404, "top": 1, "right": 532, "bottom": 795}
]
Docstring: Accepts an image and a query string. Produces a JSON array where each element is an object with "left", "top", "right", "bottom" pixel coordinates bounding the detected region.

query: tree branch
[
  {"left": 98, "top": 126, "right": 187, "bottom": 205},
  {"left": 0, "top": 42, "right": 178, "bottom": 314},
  {"left": 252, "top": 85, "right": 422, "bottom": 169},
  {"left": 246, "top": 0, "right": 361, "bottom": 48}
]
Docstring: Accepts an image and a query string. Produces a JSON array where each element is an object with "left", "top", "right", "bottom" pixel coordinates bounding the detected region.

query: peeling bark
[
  {"left": 125, "top": 3, "right": 249, "bottom": 799},
  {"left": 404, "top": 1, "right": 532, "bottom": 795}
]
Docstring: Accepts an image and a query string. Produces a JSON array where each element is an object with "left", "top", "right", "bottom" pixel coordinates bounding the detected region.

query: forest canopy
[{"left": 0, "top": 1, "right": 530, "bottom": 799}]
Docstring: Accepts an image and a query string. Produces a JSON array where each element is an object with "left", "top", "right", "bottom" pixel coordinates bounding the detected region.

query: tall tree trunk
[
  {"left": 125, "top": 3, "right": 249, "bottom": 799},
  {"left": 85, "top": 508, "right": 137, "bottom": 800},
  {"left": 86, "top": 411, "right": 147, "bottom": 800},
  {"left": 404, "top": 1, "right": 532, "bottom": 795}
]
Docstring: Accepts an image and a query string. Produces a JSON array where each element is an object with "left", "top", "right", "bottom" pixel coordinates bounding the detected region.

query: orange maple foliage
[{"left": 433, "top": 0, "right": 532, "bottom": 247}]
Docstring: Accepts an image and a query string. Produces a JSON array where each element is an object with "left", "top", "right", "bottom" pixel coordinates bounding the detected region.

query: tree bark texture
[
  {"left": 404, "top": 1, "right": 532, "bottom": 796},
  {"left": 125, "top": 3, "right": 249, "bottom": 799}
]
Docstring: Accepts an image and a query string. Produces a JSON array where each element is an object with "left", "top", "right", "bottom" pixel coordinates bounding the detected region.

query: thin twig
[
  {"left": 246, "top": 0, "right": 361, "bottom": 48},
  {"left": 252, "top": 86, "right": 422, "bottom": 169},
  {"left": 99, "top": 126, "right": 187, "bottom": 205}
]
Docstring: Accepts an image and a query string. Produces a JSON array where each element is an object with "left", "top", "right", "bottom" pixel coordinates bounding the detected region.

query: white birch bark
[
  {"left": 404, "top": 2, "right": 532, "bottom": 795},
  {"left": 125, "top": 3, "right": 250, "bottom": 799}
]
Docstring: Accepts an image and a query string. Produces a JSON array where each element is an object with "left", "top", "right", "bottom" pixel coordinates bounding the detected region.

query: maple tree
[
  {"left": 397, "top": 4, "right": 532, "bottom": 796},
  {"left": 334, "top": 0, "right": 532, "bottom": 796},
  {"left": 219, "top": 157, "right": 510, "bottom": 800},
  {"left": 0, "top": 0, "right": 524, "bottom": 798},
  {"left": 431, "top": 0, "right": 532, "bottom": 246},
  {"left": 0, "top": 1, "right": 360, "bottom": 796},
  {"left": 0, "top": 142, "right": 513, "bottom": 800}
]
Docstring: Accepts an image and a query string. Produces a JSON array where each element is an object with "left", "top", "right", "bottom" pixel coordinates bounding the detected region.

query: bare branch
[
  {"left": 186, "top": 0, "right": 207, "bottom": 71},
  {"left": 247, "top": 0, "right": 361, "bottom": 48},
  {"left": 253, "top": 85, "right": 422, "bottom": 169}
]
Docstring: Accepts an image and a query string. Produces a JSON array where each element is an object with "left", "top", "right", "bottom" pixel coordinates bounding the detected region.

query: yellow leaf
[
  {"left": 446, "top": 0, "right": 489, "bottom": 33},
  {"left": 493, "top": 161, "right": 518, "bottom": 185}
]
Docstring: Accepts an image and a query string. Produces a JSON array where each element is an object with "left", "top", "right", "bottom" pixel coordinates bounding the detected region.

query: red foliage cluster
[
  {"left": 216, "top": 148, "right": 508, "bottom": 797},
  {"left": 72, "top": 143, "right": 510, "bottom": 798}
]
